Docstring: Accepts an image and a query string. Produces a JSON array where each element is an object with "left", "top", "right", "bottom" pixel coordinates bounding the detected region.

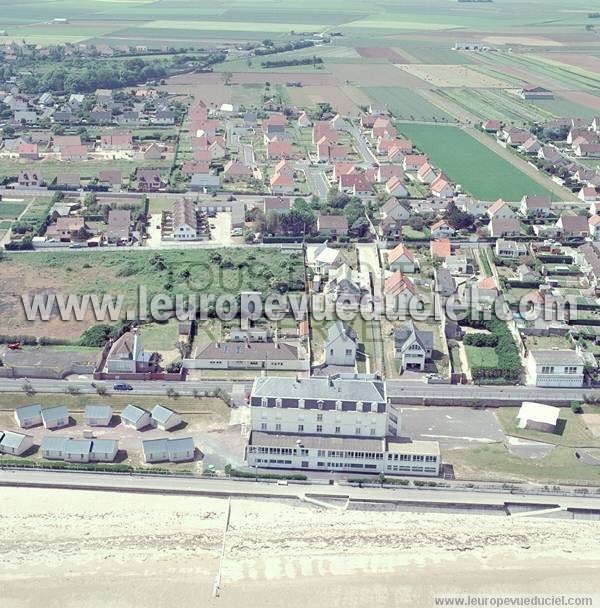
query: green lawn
[
  {"left": 363, "top": 86, "right": 454, "bottom": 122},
  {"left": 398, "top": 124, "right": 554, "bottom": 201},
  {"left": 0, "top": 202, "right": 27, "bottom": 220},
  {"left": 138, "top": 319, "right": 181, "bottom": 351},
  {"left": 465, "top": 345, "right": 498, "bottom": 369},
  {"left": 495, "top": 407, "right": 600, "bottom": 448},
  {"left": 448, "top": 442, "right": 600, "bottom": 485}
]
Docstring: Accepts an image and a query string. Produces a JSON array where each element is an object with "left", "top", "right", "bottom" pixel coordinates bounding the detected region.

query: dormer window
[
  {"left": 299, "top": 398, "right": 305, "bottom": 409},
  {"left": 275, "top": 398, "right": 282, "bottom": 408},
  {"left": 317, "top": 400, "right": 324, "bottom": 410},
  {"left": 371, "top": 402, "right": 378, "bottom": 412},
  {"left": 335, "top": 400, "right": 342, "bottom": 411},
  {"left": 261, "top": 397, "right": 268, "bottom": 407},
  {"left": 357, "top": 400, "right": 364, "bottom": 412}
]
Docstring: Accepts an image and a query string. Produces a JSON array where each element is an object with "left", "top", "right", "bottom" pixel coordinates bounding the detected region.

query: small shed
[
  {"left": 14, "top": 404, "right": 42, "bottom": 429},
  {"left": 41, "top": 405, "right": 69, "bottom": 430},
  {"left": 0, "top": 430, "right": 34, "bottom": 456},
  {"left": 85, "top": 404, "right": 113, "bottom": 427},
  {"left": 90, "top": 439, "right": 119, "bottom": 462},
  {"left": 517, "top": 402, "right": 560, "bottom": 433},
  {"left": 151, "top": 405, "right": 182, "bottom": 431},
  {"left": 120, "top": 405, "right": 152, "bottom": 430}
]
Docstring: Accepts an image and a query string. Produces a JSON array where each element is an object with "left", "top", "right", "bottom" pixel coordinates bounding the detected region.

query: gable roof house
[
  {"left": 98, "top": 169, "right": 123, "bottom": 191},
  {"left": 137, "top": 168, "right": 162, "bottom": 192},
  {"left": 521, "top": 137, "right": 541, "bottom": 155},
  {"left": 387, "top": 243, "right": 415, "bottom": 273},
  {"left": 151, "top": 404, "right": 182, "bottom": 431},
  {"left": 430, "top": 175, "right": 454, "bottom": 199},
  {"left": 385, "top": 176, "right": 408, "bottom": 198},
  {"left": 324, "top": 321, "right": 358, "bottom": 367},
  {"left": 430, "top": 219, "right": 455, "bottom": 238},
  {"left": 17, "top": 142, "right": 39, "bottom": 160},
  {"left": 589, "top": 214, "right": 600, "bottom": 240},
  {"left": 380, "top": 216, "right": 403, "bottom": 242},
  {"left": 317, "top": 215, "right": 348, "bottom": 237},
  {"left": 520, "top": 195, "right": 552, "bottom": 217},
  {"left": 18, "top": 170, "right": 42, "bottom": 187},
  {"left": 393, "top": 321, "right": 433, "bottom": 372},
  {"left": 106, "top": 209, "right": 132, "bottom": 244},
  {"left": 430, "top": 239, "right": 452, "bottom": 260},
  {"left": 383, "top": 270, "right": 418, "bottom": 310},
  {"left": 84, "top": 404, "right": 113, "bottom": 427},
  {"left": 270, "top": 171, "right": 295, "bottom": 195},
  {"left": 0, "top": 430, "right": 34, "bottom": 456},
  {"left": 403, "top": 154, "right": 428, "bottom": 172},
  {"left": 307, "top": 241, "right": 349, "bottom": 276},
  {"left": 489, "top": 217, "right": 521, "bottom": 238},
  {"left": 382, "top": 197, "right": 410, "bottom": 222},
  {"left": 417, "top": 162, "right": 438, "bottom": 184},
  {"left": 487, "top": 199, "right": 515, "bottom": 220},
  {"left": 14, "top": 404, "right": 43, "bottom": 429},
  {"left": 41, "top": 405, "right": 69, "bottom": 430},
  {"left": 555, "top": 214, "right": 590, "bottom": 238},
  {"left": 120, "top": 404, "right": 152, "bottom": 430}
]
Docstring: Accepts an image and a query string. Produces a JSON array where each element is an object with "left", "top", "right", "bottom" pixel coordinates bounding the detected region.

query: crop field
[
  {"left": 395, "top": 64, "right": 511, "bottom": 88},
  {"left": 0, "top": 201, "right": 27, "bottom": 220},
  {"left": 363, "top": 87, "right": 454, "bottom": 122},
  {"left": 398, "top": 124, "right": 554, "bottom": 201}
]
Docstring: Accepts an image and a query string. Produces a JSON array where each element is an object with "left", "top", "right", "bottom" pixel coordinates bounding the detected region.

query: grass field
[
  {"left": 0, "top": 248, "right": 305, "bottom": 340},
  {"left": 398, "top": 124, "right": 554, "bottom": 201},
  {"left": 465, "top": 345, "right": 499, "bottom": 369},
  {"left": 363, "top": 87, "right": 454, "bottom": 122},
  {"left": 0, "top": 201, "right": 27, "bottom": 220}
]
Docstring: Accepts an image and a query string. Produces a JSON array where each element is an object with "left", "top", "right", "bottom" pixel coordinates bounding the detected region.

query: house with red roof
[
  {"left": 430, "top": 219, "right": 455, "bottom": 238},
  {"left": 417, "top": 162, "right": 437, "bottom": 184},
  {"left": 266, "top": 140, "right": 292, "bottom": 160},
  {"left": 403, "top": 154, "right": 428, "bottom": 172},
  {"left": 60, "top": 144, "right": 88, "bottom": 161},
  {"left": 430, "top": 239, "right": 452, "bottom": 259},
  {"left": 385, "top": 176, "right": 408, "bottom": 198},
  {"left": 388, "top": 243, "right": 415, "bottom": 273},
  {"left": 487, "top": 199, "right": 515, "bottom": 220},
  {"left": 431, "top": 175, "right": 454, "bottom": 198},
  {"left": 270, "top": 172, "right": 295, "bottom": 195},
  {"left": 383, "top": 271, "right": 418, "bottom": 310},
  {"left": 17, "top": 142, "right": 39, "bottom": 160},
  {"left": 377, "top": 164, "right": 404, "bottom": 183}
]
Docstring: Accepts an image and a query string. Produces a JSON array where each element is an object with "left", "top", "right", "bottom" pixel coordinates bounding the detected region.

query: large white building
[
  {"left": 526, "top": 350, "right": 585, "bottom": 387},
  {"left": 246, "top": 376, "right": 440, "bottom": 476}
]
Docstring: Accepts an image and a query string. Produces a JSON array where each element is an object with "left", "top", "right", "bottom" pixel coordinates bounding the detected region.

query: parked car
[
  {"left": 113, "top": 383, "right": 133, "bottom": 391},
  {"left": 231, "top": 227, "right": 243, "bottom": 236}
]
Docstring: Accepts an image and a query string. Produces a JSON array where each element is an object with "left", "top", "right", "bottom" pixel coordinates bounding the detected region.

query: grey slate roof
[
  {"left": 326, "top": 321, "right": 357, "bottom": 345},
  {"left": 151, "top": 404, "right": 177, "bottom": 425},
  {"left": 251, "top": 376, "right": 386, "bottom": 403},
  {"left": 0, "top": 430, "right": 31, "bottom": 450},
  {"left": 121, "top": 404, "right": 148, "bottom": 423},
  {"left": 530, "top": 349, "right": 583, "bottom": 365},
  {"left": 168, "top": 437, "right": 194, "bottom": 455},
  {"left": 394, "top": 321, "right": 433, "bottom": 353},
  {"left": 91, "top": 439, "right": 118, "bottom": 454},
  {"left": 41, "top": 405, "right": 68, "bottom": 423},
  {"left": 64, "top": 439, "right": 92, "bottom": 455},
  {"left": 41, "top": 436, "right": 67, "bottom": 452},
  {"left": 85, "top": 405, "right": 112, "bottom": 419},
  {"left": 14, "top": 404, "right": 42, "bottom": 421},
  {"left": 142, "top": 437, "right": 169, "bottom": 454}
]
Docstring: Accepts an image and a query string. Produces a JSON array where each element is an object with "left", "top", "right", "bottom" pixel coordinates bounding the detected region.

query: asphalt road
[
  {"left": 0, "top": 376, "right": 598, "bottom": 404},
  {"left": 1, "top": 469, "right": 599, "bottom": 510}
]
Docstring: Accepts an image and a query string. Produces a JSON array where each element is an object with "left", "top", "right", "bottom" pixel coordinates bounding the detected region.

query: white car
[{"left": 230, "top": 228, "right": 243, "bottom": 236}]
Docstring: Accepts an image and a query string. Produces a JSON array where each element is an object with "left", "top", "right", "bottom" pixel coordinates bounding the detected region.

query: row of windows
[
  {"left": 386, "top": 465, "right": 438, "bottom": 473},
  {"left": 387, "top": 454, "right": 437, "bottom": 462},
  {"left": 317, "top": 449, "right": 384, "bottom": 460},
  {"left": 259, "top": 398, "right": 383, "bottom": 412},
  {"left": 540, "top": 366, "right": 580, "bottom": 374},
  {"left": 260, "top": 423, "right": 378, "bottom": 435},
  {"left": 260, "top": 413, "right": 380, "bottom": 425}
]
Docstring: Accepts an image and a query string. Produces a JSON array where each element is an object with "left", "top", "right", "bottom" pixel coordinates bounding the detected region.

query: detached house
[
  {"left": 430, "top": 220, "right": 454, "bottom": 238},
  {"left": 388, "top": 243, "right": 415, "bottom": 273},
  {"left": 317, "top": 215, "right": 348, "bottom": 237},
  {"left": 385, "top": 176, "right": 408, "bottom": 198},
  {"left": 324, "top": 321, "right": 357, "bottom": 367},
  {"left": 137, "top": 168, "right": 162, "bottom": 192},
  {"left": 18, "top": 170, "right": 42, "bottom": 187},
  {"left": 430, "top": 176, "right": 454, "bottom": 199},
  {"left": 382, "top": 197, "right": 410, "bottom": 222},
  {"left": 520, "top": 195, "right": 552, "bottom": 217},
  {"left": 487, "top": 199, "right": 515, "bottom": 220},
  {"left": 526, "top": 350, "right": 584, "bottom": 388},
  {"left": 384, "top": 271, "right": 418, "bottom": 310},
  {"left": 394, "top": 321, "right": 433, "bottom": 373},
  {"left": 555, "top": 214, "right": 590, "bottom": 238}
]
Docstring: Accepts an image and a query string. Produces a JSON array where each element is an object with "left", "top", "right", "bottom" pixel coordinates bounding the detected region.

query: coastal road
[
  {"left": 0, "top": 376, "right": 599, "bottom": 403},
  {"left": 1, "top": 469, "right": 599, "bottom": 511}
]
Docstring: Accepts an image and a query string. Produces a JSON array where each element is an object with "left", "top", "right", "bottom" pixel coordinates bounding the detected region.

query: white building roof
[{"left": 517, "top": 402, "right": 560, "bottom": 426}]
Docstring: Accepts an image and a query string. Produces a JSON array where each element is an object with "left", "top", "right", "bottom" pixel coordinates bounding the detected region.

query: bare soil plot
[
  {"left": 394, "top": 64, "right": 510, "bottom": 88},
  {"left": 560, "top": 90, "right": 600, "bottom": 112},
  {"left": 540, "top": 53, "right": 600, "bottom": 75},
  {"left": 329, "top": 62, "right": 424, "bottom": 87},
  {"left": 356, "top": 47, "right": 411, "bottom": 62},
  {"left": 288, "top": 85, "right": 366, "bottom": 115}
]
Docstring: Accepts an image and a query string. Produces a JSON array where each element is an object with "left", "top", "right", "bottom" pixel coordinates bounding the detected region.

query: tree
[{"left": 445, "top": 201, "right": 474, "bottom": 230}]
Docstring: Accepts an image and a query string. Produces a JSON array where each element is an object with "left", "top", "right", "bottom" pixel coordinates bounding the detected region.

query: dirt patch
[
  {"left": 356, "top": 47, "right": 411, "bottom": 62},
  {"left": 287, "top": 85, "right": 367, "bottom": 115}
]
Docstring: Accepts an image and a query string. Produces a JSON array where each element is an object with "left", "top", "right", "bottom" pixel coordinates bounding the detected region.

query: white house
[
  {"left": 589, "top": 215, "right": 600, "bottom": 240},
  {"left": 381, "top": 197, "right": 410, "bottom": 222},
  {"left": 84, "top": 405, "right": 113, "bottom": 427},
  {"left": 487, "top": 199, "right": 515, "bottom": 220},
  {"left": 307, "top": 241, "right": 349, "bottom": 276},
  {"left": 151, "top": 405, "right": 182, "bottom": 431},
  {"left": 120, "top": 404, "right": 152, "bottom": 430},
  {"left": 142, "top": 437, "right": 195, "bottom": 463},
  {"left": 526, "top": 350, "right": 585, "bottom": 387},
  {"left": 41, "top": 405, "right": 69, "bottom": 430},
  {"left": 90, "top": 439, "right": 119, "bottom": 462},
  {"left": 324, "top": 321, "right": 357, "bottom": 367},
  {"left": 517, "top": 402, "right": 560, "bottom": 433},
  {"left": 387, "top": 243, "right": 415, "bottom": 273},
  {"left": 0, "top": 430, "right": 34, "bottom": 456},
  {"left": 14, "top": 404, "right": 42, "bottom": 429},
  {"left": 430, "top": 220, "right": 455, "bottom": 238},
  {"left": 393, "top": 321, "right": 433, "bottom": 372}
]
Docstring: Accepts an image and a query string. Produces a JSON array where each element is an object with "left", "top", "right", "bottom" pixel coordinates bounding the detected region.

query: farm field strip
[
  {"left": 397, "top": 123, "right": 554, "bottom": 201},
  {"left": 363, "top": 86, "right": 455, "bottom": 122}
]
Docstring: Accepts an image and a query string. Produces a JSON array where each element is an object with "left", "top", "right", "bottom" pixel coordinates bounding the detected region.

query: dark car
[{"left": 113, "top": 383, "right": 133, "bottom": 391}]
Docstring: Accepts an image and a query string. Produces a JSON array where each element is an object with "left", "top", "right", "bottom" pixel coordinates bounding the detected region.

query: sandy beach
[{"left": 1, "top": 487, "right": 600, "bottom": 608}]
